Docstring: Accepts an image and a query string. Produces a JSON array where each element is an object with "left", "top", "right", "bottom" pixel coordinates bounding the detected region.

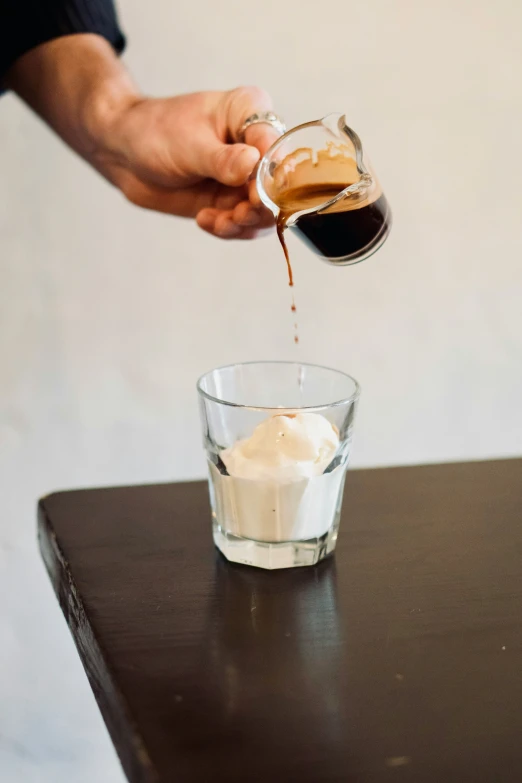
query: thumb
[
  {"left": 200, "top": 86, "right": 280, "bottom": 186},
  {"left": 205, "top": 139, "right": 261, "bottom": 187},
  {"left": 213, "top": 144, "right": 261, "bottom": 187}
]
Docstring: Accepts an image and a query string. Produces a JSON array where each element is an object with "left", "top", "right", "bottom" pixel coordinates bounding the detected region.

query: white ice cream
[
  {"left": 209, "top": 413, "right": 348, "bottom": 543},
  {"left": 222, "top": 412, "right": 339, "bottom": 480}
]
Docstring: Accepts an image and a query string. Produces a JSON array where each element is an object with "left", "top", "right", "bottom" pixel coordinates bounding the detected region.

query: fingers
[
  {"left": 203, "top": 86, "right": 282, "bottom": 190},
  {"left": 225, "top": 86, "right": 276, "bottom": 149},
  {"left": 202, "top": 136, "right": 261, "bottom": 188},
  {"left": 118, "top": 167, "right": 272, "bottom": 241},
  {"left": 192, "top": 86, "right": 284, "bottom": 193},
  {"left": 231, "top": 201, "right": 274, "bottom": 229},
  {"left": 118, "top": 169, "right": 249, "bottom": 217},
  {"left": 243, "top": 122, "right": 282, "bottom": 159},
  {"left": 223, "top": 86, "right": 284, "bottom": 207},
  {"left": 228, "top": 86, "right": 283, "bottom": 165},
  {"left": 197, "top": 209, "right": 242, "bottom": 238},
  {"left": 197, "top": 205, "right": 274, "bottom": 240}
]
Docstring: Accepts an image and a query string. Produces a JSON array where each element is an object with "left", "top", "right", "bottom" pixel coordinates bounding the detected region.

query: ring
[{"left": 238, "top": 112, "right": 286, "bottom": 142}]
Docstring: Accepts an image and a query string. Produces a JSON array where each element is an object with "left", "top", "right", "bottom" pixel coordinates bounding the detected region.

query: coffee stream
[
  {"left": 272, "top": 147, "right": 390, "bottom": 346},
  {"left": 276, "top": 223, "right": 298, "bottom": 343}
]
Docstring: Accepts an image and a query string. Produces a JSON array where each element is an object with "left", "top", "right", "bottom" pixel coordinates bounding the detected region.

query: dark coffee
[
  {"left": 277, "top": 184, "right": 391, "bottom": 264},
  {"left": 270, "top": 150, "right": 392, "bottom": 344}
]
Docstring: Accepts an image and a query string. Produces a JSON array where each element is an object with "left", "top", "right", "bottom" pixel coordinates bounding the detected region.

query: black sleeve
[{"left": 0, "top": 0, "right": 126, "bottom": 85}]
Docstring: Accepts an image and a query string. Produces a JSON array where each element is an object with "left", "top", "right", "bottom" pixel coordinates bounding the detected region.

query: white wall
[{"left": 1, "top": 0, "right": 521, "bottom": 779}]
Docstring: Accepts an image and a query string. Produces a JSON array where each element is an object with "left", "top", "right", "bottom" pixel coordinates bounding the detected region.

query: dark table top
[{"left": 38, "top": 459, "right": 522, "bottom": 783}]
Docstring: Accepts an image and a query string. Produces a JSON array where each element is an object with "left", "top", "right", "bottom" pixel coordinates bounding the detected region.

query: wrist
[
  {"left": 6, "top": 35, "right": 141, "bottom": 162},
  {"left": 79, "top": 64, "right": 142, "bottom": 162}
]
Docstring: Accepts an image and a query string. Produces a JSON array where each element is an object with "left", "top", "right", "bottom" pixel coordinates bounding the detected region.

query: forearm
[
  {"left": 5, "top": 34, "right": 140, "bottom": 162},
  {"left": 1, "top": 7, "right": 276, "bottom": 239}
]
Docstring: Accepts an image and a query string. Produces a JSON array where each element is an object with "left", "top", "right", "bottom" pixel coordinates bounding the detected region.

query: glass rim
[{"left": 196, "top": 360, "right": 360, "bottom": 412}]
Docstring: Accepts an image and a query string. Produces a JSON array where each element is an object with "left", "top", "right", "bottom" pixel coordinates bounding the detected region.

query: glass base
[{"left": 213, "top": 523, "right": 338, "bottom": 570}]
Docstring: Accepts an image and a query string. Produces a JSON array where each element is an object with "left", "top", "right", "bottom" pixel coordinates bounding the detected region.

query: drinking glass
[{"left": 197, "top": 361, "right": 360, "bottom": 569}]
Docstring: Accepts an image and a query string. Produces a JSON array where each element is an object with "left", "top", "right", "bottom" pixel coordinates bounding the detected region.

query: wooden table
[{"left": 38, "top": 459, "right": 522, "bottom": 783}]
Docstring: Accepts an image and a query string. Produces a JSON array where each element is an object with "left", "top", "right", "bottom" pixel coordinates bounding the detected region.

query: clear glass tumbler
[{"left": 197, "top": 362, "right": 360, "bottom": 570}]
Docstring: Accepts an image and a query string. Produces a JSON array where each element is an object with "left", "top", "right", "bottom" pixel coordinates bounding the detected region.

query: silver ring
[{"left": 238, "top": 112, "right": 286, "bottom": 142}]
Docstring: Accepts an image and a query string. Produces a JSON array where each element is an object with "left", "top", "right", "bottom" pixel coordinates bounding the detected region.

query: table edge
[
  {"left": 37, "top": 456, "right": 522, "bottom": 505},
  {"left": 37, "top": 500, "right": 159, "bottom": 783}
]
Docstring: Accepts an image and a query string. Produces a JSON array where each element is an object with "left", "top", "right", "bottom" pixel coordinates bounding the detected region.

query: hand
[
  {"left": 92, "top": 86, "right": 280, "bottom": 239},
  {"left": 7, "top": 36, "right": 280, "bottom": 240}
]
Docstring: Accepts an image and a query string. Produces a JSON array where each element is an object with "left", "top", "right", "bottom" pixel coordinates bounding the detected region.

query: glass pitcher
[{"left": 256, "top": 113, "right": 391, "bottom": 265}]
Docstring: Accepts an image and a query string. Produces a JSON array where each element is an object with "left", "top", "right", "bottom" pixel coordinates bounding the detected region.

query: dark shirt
[{"left": 0, "top": 0, "right": 125, "bottom": 87}]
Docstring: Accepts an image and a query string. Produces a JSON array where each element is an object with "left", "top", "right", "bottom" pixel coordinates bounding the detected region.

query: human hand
[
  {"left": 7, "top": 36, "right": 280, "bottom": 239},
  {"left": 92, "top": 86, "right": 281, "bottom": 239}
]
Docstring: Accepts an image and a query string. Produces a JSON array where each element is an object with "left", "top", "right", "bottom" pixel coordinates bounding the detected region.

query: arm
[
  {"left": 0, "top": 0, "right": 125, "bottom": 91},
  {"left": 5, "top": 34, "right": 135, "bottom": 163},
  {"left": 3, "top": 7, "right": 277, "bottom": 239}
]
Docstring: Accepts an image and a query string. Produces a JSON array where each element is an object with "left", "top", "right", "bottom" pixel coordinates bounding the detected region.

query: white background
[{"left": 1, "top": 0, "right": 521, "bottom": 779}]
